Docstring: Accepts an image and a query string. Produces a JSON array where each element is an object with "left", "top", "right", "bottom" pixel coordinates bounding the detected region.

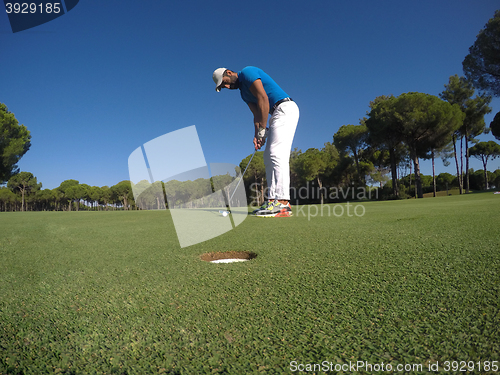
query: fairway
[{"left": 1, "top": 193, "right": 499, "bottom": 374}]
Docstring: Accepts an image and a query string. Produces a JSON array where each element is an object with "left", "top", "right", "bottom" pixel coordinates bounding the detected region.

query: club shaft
[{"left": 229, "top": 150, "right": 256, "bottom": 202}]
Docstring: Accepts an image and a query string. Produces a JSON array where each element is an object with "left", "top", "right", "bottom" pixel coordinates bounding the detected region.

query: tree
[
  {"left": 164, "top": 179, "right": 183, "bottom": 209},
  {"left": 37, "top": 189, "right": 56, "bottom": 211},
  {"left": 333, "top": 124, "right": 368, "bottom": 184},
  {"left": 58, "top": 179, "right": 79, "bottom": 211},
  {"left": 463, "top": 10, "right": 500, "bottom": 97},
  {"left": 399, "top": 173, "right": 433, "bottom": 197},
  {"left": 241, "top": 151, "right": 266, "bottom": 206},
  {"left": 0, "top": 187, "right": 18, "bottom": 211},
  {"left": 50, "top": 188, "right": 62, "bottom": 211},
  {"left": 320, "top": 142, "right": 340, "bottom": 187},
  {"left": 7, "top": 172, "right": 41, "bottom": 211},
  {"left": 366, "top": 95, "right": 405, "bottom": 198},
  {"left": 79, "top": 184, "right": 91, "bottom": 209},
  {"left": 132, "top": 180, "right": 164, "bottom": 210},
  {"left": 468, "top": 169, "right": 493, "bottom": 190},
  {"left": 469, "top": 141, "right": 500, "bottom": 190},
  {"left": 440, "top": 75, "right": 491, "bottom": 193},
  {"left": 439, "top": 75, "right": 471, "bottom": 193},
  {"left": 100, "top": 186, "right": 111, "bottom": 210},
  {"left": 89, "top": 186, "right": 102, "bottom": 210},
  {"left": 111, "top": 180, "right": 133, "bottom": 210},
  {"left": 493, "top": 169, "right": 500, "bottom": 189},
  {"left": 66, "top": 184, "right": 88, "bottom": 211},
  {"left": 289, "top": 148, "right": 302, "bottom": 189},
  {"left": 364, "top": 148, "right": 391, "bottom": 188},
  {"left": 462, "top": 94, "right": 492, "bottom": 192},
  {"left": 211, "top": 173, "right": 234, "bottom": 208},
  {"left": 394, "top": 93, "right": 464, "bottom": 198},
  {"left": 0, "top": 103, "right": 31, "bottom": 184},
  {"left": 293, "top": 148, "right": 329, "bottom": 204},
  {"left": 490, "top": 111, "right": 500, "bottom": 141},
  {"left": 436, "top": 172, "right": 456, "bottom": 192}
]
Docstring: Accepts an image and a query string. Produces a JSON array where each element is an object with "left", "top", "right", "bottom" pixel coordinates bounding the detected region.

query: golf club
[{"left": 219, "top": 149, "right": 257, "bottom": 216}]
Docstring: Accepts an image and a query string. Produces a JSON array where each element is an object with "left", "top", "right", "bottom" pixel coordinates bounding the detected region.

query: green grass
[
  {"left": 422, "top": 187, "right": 462, "bottom": 197},
  {"left": 1, "top": 193, "right": 499, "bottom": 374}
]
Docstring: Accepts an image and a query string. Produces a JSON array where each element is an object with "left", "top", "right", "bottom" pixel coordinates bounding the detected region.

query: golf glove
[{"left": 257, "top": 127, "right": 267, "bottom": 141}]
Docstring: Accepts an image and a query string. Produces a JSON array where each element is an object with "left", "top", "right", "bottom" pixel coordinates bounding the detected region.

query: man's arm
[
  {"left": 249, "top": 79, "right": 269, "bottom": 129},
  {"left": 248, "top": 79, "right": 269, "bottom": 150}
]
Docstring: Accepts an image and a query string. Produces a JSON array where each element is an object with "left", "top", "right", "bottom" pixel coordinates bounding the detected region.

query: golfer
[{"left": 213, "top": 66, "right": 299, "bottom": 217}]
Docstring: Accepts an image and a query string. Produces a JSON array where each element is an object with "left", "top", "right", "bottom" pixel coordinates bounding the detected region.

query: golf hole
[{"left": 200, "top": 251, "right": 257, "bottom": 263}]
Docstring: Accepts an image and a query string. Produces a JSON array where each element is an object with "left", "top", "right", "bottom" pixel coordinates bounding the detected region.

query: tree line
[{"left": 0, "top": 177, "right": 134, "bottom": 212}]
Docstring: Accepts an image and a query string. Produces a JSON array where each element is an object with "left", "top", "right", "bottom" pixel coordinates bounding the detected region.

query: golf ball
[{"left": 222, "top": 211, "right": 228, "bottom": 217}]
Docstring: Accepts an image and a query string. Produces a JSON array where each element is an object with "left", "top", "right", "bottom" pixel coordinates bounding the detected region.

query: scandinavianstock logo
[
  {"left": 3, "top": 0, "right": 79, "bottom": 33},
  {"left": 128, "top": 126, "right": 249, "bottom": 248}
]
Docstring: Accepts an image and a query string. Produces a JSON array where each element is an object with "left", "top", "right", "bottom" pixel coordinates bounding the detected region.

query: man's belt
[{"left": 270, "top": 97, "right": 293, "bottom": 115}]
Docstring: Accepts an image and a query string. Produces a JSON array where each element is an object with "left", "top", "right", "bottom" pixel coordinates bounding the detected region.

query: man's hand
[
  {"left": 253, "top": 136, "right": 266, "bottom": 150},
  {"left": 254, "top": 126, "right": 267, "bottom": 150}
]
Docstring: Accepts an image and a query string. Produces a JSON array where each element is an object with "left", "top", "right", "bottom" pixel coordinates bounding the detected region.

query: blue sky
[{"left": 1, "top": 1, "right": 499, "bottom": 190}]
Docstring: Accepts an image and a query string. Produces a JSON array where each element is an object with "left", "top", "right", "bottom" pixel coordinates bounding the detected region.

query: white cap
[{"left": 212, "top": 67, "right": 227, "bottom": 92}]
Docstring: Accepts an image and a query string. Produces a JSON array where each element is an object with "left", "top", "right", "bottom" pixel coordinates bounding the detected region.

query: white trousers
[{"left": 264, "top": 100, "right": 299, "bottom": 200}]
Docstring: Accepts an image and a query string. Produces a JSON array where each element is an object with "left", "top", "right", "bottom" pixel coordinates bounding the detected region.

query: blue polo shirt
[{"left": 237, "top": 66, "right": 289, "bottom": 109}]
